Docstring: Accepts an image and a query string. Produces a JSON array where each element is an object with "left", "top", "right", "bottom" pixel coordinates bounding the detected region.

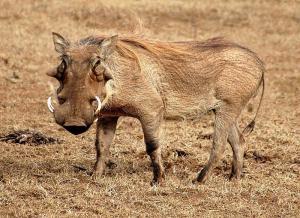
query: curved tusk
[
  {"left": 47, "top": 97, "right": 54, "bottom": 113},
  {"left": 95, "top": 96, "right": 102, "bottom": 114}
]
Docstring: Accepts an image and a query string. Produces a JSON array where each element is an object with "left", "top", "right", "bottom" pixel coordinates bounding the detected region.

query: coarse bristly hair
[
  {"left": 73, "top": 35, "right": 265, "bottom": 123},
  {"left": 73, "top": 35, "right": 265, "bottom": 78}
]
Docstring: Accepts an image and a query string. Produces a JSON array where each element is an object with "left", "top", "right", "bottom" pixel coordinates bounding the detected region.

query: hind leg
[
  {"left": 228, "top": 123, "right": 244, "bottom": 179},
  {"left": 195, "top": 106, "right": 237, "bottom": 183}
]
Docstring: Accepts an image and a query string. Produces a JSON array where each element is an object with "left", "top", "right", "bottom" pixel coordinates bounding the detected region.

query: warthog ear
[
  {"left": 99, "top": 35, "right": 118, "bottom": 59},
  {"left": 46, "top": 68, "right": 57, "bottom": 77},
  {"left": 52, "top": 32, "right": 69, "bottom": 54}
]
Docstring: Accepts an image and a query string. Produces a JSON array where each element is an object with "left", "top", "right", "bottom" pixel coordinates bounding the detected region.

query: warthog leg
[
  {"left": 93, "top": 117, "right": 119, "bottom": 178},
  {"left": 141, "top": 114, "right": 165, "bottom": 186},
  {"left": 228, "top": 123, "right": 244, "bottom": 180},
  {"left": 196, "top": 106, "right": 237, "bottom": 183}
]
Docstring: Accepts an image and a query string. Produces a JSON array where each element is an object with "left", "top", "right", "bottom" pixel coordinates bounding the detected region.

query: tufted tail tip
[{"left": 242, "top": 120, "right": 255, "bottom": 136}]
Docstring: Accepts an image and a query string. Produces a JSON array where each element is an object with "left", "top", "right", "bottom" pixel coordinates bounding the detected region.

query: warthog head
[{"left": 47, "top": 33, "right": 117, "bottom": 135}]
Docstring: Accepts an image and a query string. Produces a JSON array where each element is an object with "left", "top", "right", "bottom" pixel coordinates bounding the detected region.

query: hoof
[
  {"left": 229, "top": 165, "right": 242, "bottom": 181},
  {"left": 194, "top": 167, "right": 209, "bottom": 184},
  {"left": 150, "top": 174, "right": 165, "bottom": 186},
  {"left": 91, "top": 173, "right": 100, "bottom": 181},
  {"left": 91, "top": 169, "right": 104, "bottom": 181},
  {"left": 229, "top": 172, "right": 242, "bottom": 181}
]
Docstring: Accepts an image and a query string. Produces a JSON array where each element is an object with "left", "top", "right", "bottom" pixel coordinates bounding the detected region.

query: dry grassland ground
[{"left": 0, "top": 0, "right": 299, "bottom": 217}]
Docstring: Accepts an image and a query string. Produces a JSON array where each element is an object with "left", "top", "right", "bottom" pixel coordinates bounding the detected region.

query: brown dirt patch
[{"left": 0, "top": 129, "right": 62, "bottom": 145}]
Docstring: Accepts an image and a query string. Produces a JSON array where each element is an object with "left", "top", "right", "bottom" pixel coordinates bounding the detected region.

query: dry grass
[{"left": 0, "top": 0, "right": 299, "bottom": 217}]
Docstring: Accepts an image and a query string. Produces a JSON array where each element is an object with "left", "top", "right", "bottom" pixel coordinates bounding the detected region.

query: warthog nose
[{"left": 63, "top": 121, "right": 88, "bottom": 135}]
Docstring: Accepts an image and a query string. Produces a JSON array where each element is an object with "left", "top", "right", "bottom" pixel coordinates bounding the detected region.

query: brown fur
[{"left": 48, "top": 33, "right": 265, "bottom": 184}]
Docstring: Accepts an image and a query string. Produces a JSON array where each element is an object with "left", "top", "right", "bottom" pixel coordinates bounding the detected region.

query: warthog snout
[
  {"left": 62, "top": 119, "right": 89, "bottom": 135},
  {"left": 47, "top": 96, "right": 102, "bottom": 135}
]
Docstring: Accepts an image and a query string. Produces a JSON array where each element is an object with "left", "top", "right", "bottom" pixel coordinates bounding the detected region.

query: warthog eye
[
  {"left": 57, "top": 95, "right": 66, "bottom": 105},
  {"left": 56, "top": 59, "right": 67, "bottom": 80},
  {"left": 92, "top": 59, "right": 101, "bottom": 75},
  {"left": 91, "top": 58, "right": 105, "bottom": 82}
]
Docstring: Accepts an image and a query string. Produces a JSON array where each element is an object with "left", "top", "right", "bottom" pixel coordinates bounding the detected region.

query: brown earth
[{"left": 0, "top": 0, "right": 299, "bottom": 217}]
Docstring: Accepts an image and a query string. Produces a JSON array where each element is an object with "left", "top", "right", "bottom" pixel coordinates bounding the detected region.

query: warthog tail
[{"left": 243, "top": 70, "right": 265, "bottom": 135}]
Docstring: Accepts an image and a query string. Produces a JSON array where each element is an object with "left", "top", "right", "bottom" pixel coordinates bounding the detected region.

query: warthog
[{"left": 47, "top": 32, "right": 264, "bottom": 185}]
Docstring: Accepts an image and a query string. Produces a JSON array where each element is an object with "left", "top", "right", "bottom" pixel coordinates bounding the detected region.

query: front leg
[
  {"left": 93, "top": 117, "right": 119, "bottom": 178},
  {"left": 140, "top": 113, "right": 165, "bottom": 186}
]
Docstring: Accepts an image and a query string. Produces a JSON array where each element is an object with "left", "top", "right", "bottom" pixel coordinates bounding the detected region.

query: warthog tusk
[
  {"left": 95, "top": 96, "right": 102, "bottom": 114},
  {"left": 47, "top": 97, "right": 54, "bottom": 113}
]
